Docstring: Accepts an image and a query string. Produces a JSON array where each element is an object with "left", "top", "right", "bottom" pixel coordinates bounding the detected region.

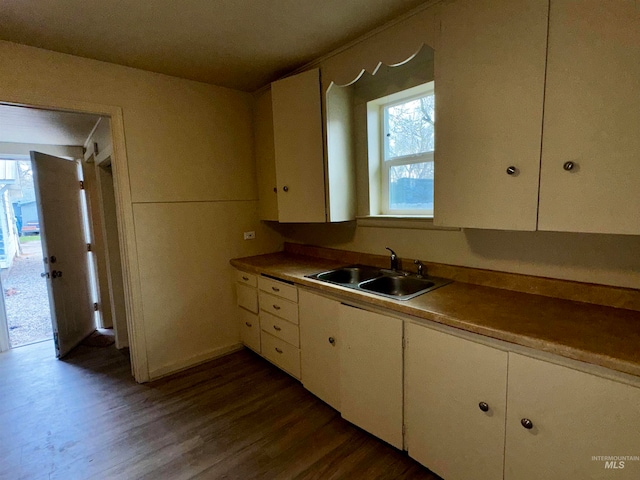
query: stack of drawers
[
  {"left": 258, "top": 277, "right": 300, "bottom": 379},
  {"left": 235, "top": 270, "right": 301, "bottom": 379},
  {"left": 235, "top": 270, "right": 261, "bottom": 353}
]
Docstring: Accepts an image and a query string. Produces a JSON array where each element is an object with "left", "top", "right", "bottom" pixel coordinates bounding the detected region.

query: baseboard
[{"left": 148, "top": 343, "right": 244, "bottom": 380}]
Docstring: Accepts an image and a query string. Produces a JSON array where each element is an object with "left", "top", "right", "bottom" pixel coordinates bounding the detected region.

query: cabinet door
[
  {"left": 271, "top": 68, "right": 326, "bottom": 223},
  {"left": 538, "top": 0, "right": 640, "bottom": 234},
  {"left": 239, "top": 308, "right": 260, "bottom": 353},
  {"left": 254, "top": 89, "right": 278, "bottom": 221},
  {"left": 405, "top": 324, "right": 508, "bottom": 480},
  {"left": 434, "top": 0, "right": 548, "bottom": 230},
  {"left": 299, "top": 290, "right": 340, "bottom": 410},
  {"left": 505, "top": 353, "right": 640, "bottom": 480},
  {"left": 339, "top": 304, "right": 403, "bottom": 449}
]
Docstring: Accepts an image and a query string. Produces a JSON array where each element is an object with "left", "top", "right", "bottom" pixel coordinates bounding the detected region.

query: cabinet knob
[
  {"left": 506, "top": 166, "right": 517, "bottom": 175},
  {"left": 283, "top": 185, "right": 289, "bottom": 192},
  {"left": 328, "top": 337, "right": 335, "bottom": 345},
  {"left": 521, "top": 418, "right": 534, "bottom": 430},
  {"left": 479, "top": 402, "right": 489, "bottom": 412},
  {"left": 563, "top": 161, "right": 575, "bottom": 171}
]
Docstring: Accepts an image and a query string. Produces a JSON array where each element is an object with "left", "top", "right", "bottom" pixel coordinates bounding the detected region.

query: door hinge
[
  {"left": 53, "top": 332, "right": 59, "bottom": 349},
  {"left": 93, "top": 302, "right": 99, "bottom": 311},
  {"left": 87, "top": 243, "right": 92, "bottom": 252},
  {"left": 79, "top": 180, "right": 85, "bottom": 190}
]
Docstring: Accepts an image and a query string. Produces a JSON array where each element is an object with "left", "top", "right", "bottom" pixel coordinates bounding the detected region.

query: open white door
[{"left": 31, "top": 151, "right": 94, "bottom": 358}]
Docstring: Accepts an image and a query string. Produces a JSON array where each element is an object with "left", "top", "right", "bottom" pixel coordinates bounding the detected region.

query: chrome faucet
[
  {"left": 414, "top": 259, "right": 425, "bottom": 278},
  {"left": 385, "top": 247, "right": 399, "bottom": 271}
]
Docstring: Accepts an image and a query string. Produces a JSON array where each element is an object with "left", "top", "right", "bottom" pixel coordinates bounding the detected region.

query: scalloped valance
[{"left": 320, "top": 5, "right": 440, "bottom": 88}]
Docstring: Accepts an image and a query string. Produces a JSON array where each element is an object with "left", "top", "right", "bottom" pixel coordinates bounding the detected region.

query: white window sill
[{"left": 356, "top": 216, "right": 461, "bottom": 231}]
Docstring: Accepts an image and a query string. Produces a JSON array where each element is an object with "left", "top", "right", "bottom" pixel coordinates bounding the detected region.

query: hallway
[{"left": 0, "top": 342, "right": 437, "bottom": 480}]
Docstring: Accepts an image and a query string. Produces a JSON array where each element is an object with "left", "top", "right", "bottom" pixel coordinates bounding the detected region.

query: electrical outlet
[{"left": 243, "top": 231, "right": 256, "bottom": 240}]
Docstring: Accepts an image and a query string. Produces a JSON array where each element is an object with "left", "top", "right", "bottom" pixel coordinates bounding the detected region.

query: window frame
[{"left": 367, "top": 82, "right": 435, "bottom": 217}]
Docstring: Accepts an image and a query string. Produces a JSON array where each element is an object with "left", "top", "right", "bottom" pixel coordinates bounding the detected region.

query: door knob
[
  {"left": 282, "top": 185, "right": 289, "bottom": 192},
  {"left": 479, "top": 402, "right": 489, "bottom": 412},
  {"left": 506, "top": 166, "right": 518, "bottom": 175},
  {"left": 563, "top": 161, "right": 575, "bottom": 171},
  {"left": 328, "top": 337, "right": 336, "bottom": 345},
  {"left": 51, "top": 270, "right": 63, "bottom": 279}
]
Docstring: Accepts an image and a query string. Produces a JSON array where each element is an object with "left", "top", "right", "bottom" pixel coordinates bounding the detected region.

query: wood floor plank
[{"left": 0, "top": 341, "right": 440, "bottom": 479}]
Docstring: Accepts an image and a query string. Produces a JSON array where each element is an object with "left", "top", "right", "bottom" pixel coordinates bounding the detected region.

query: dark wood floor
[{"left": 0, "top": 341, "right": 440, "bottom": 480}]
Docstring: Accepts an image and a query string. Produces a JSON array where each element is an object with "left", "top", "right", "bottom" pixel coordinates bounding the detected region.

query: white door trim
[{"left": 0, "top": 93, "right": 148, "bottom": 382}]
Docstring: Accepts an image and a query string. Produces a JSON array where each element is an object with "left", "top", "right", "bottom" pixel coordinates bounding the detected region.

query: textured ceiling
[{"left": 0, "top": 0, "right": 430, "bottom": 92}]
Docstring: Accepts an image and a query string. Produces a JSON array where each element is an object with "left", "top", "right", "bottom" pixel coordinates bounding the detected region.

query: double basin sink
[{"left": 306, "top": 265, "right": 452, "bottom": 301}]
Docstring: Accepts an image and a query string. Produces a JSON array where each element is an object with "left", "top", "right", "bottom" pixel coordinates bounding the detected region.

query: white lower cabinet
[
  {"left": 298, "top": 290, "right": 341, "bottom": 410},
  {"left": 339, "top": 304, "right": 404, "bottom": 449},
  {"left": 406, "top": 322, "right": 640, "bottom": 480},
  {"left": 238, "top": 307, "right": 261, "bottom": 353},
  {"left": 405, "top": 324, "right": 508, "bottom": 480},
  {"left": 505, "top": 353, "right": 640, "bottom": 480}
]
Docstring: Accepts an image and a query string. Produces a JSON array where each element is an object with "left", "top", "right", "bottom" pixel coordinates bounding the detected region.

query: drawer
[
  {"left": 237, "top": 283, "right": 258, "bottom": 313},
  {"left": 239, "top": 308, "right": 261, "bottom": 353},
  {"left": 260, "top": 311, "right": 300, "bottom": 348},
  {"left": 235, "top": 270, "right": 257, "bottom": 287},
  {"left": 258, "top": 276, "right": 298, "bottom": 302},
  {"left": 261, "top": 332, "right": 301, "bottom": 379},
  {"left": 259, "top": 291, "right": 299, "bottom": 324}
]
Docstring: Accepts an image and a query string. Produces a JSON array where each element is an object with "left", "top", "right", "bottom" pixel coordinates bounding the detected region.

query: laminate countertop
[{"left": 231, "top": 252, "right": 640, "bottom": 378}]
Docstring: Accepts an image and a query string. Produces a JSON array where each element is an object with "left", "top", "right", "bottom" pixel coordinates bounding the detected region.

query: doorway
[{"left": 0, "top": 104, "right": 128, "bottom": 358}]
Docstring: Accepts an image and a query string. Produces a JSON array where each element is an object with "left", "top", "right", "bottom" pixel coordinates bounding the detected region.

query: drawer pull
[
  {"left": 272, "top": 286, "right": 280, "bottom": 292},
  {"left": 479, "top": 402, "right": 489, "bottom": 412},
  {"left": 242, "top": 276, "right": 249, "bottom": 281},
  {"left": 521, "top": 418, "right": 534, "bottom": 430},
  {"left": 275, "top": 347, "right": 283, "bottom": 354},
  {"left": 245, "top": 322, "right": 252, "bottom": 327},
  {"left": 272, "top": 304, "right": 281, "bottom": 310},
  {"left": 273, "top": 325, "right": 282, "bottom": 331}
]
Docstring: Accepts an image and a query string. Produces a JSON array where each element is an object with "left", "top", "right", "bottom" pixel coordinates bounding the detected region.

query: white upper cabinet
[
  {"left": 434, "top": 0, "right": 549, "bottom": 231},
  {"left": 538, "top": 0, "right": 640, "bottom": 235},
  {"left": 435, "top": 0, "right": 640, "bottom": 235},
  {"left": 254, "top": 89, "right": 279, "bottom": 222},
  {"left": 271, "top": 68, "right": 327, "bottom": 223}
]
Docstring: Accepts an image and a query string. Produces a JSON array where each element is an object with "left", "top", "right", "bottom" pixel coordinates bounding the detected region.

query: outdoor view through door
[{"left": 1, "top": 159, "right": 53, "bottom": 347}]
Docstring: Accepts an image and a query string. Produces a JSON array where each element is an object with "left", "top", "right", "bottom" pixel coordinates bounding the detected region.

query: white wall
[{"left": 0, "top": 40, "right": 283, "bottom": 379}]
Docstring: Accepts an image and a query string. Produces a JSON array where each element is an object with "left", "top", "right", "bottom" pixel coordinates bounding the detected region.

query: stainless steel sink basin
[
  {"left": 306, "top": 265, "right": 452, "bottom": 300},
  {"left": 359, "top": 275, "right": 435, "bottom": 297},
  {"left": 314, "top": 265, "right": 382, "bottom": 285}
]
